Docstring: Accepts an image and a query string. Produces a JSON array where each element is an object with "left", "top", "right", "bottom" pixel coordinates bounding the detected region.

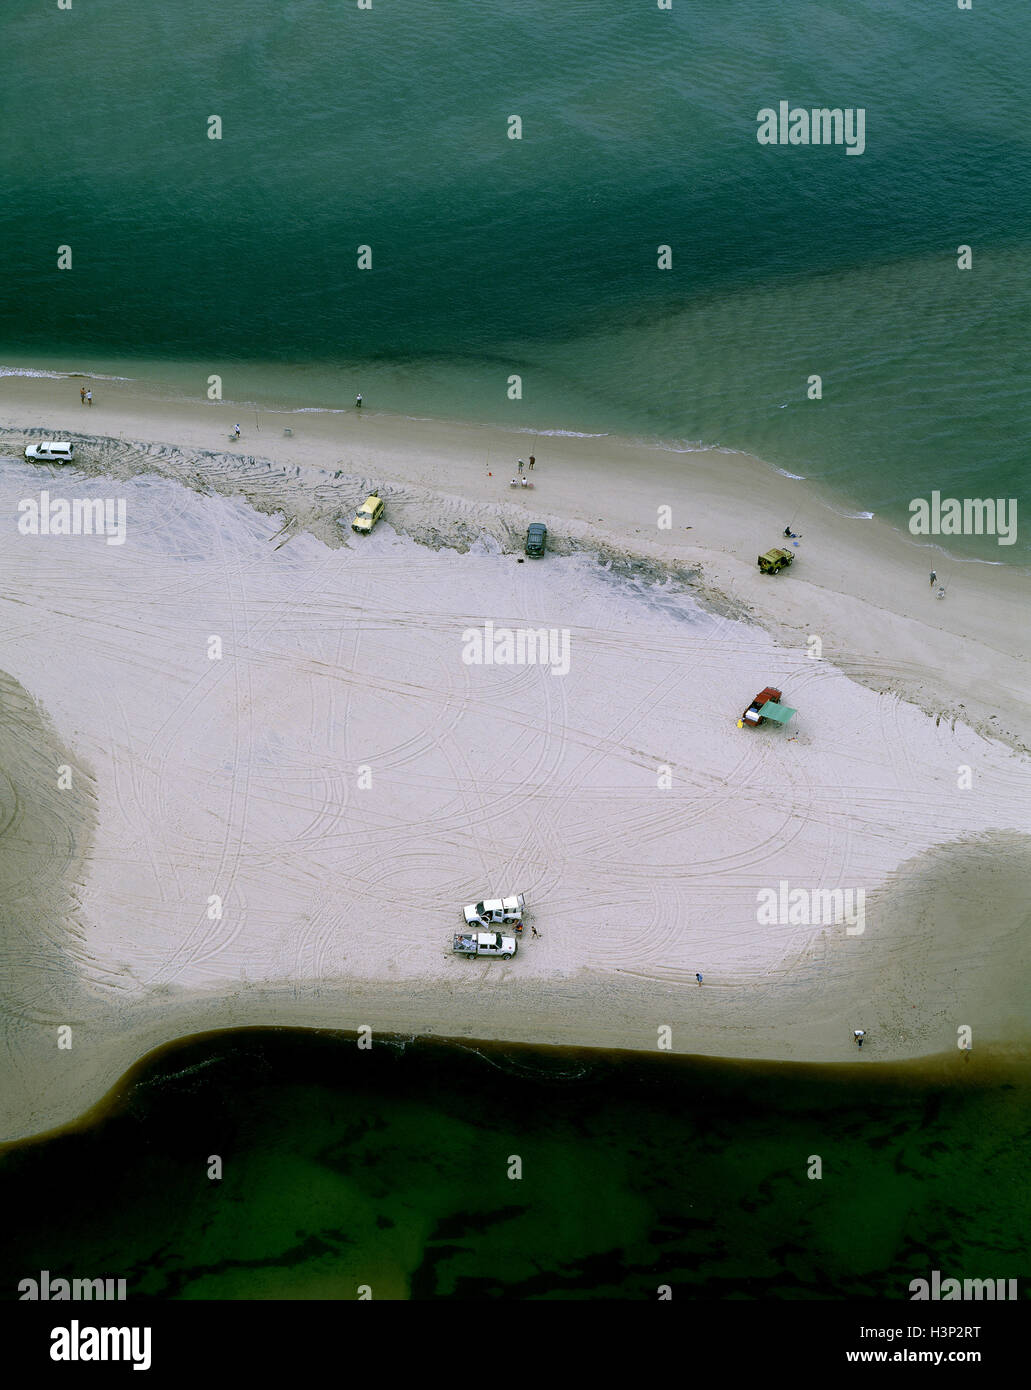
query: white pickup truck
[
  {"left": 453, "top": 931, "right": 518, "bottom": 959},
  {"left": 463, "top": 894, "right": 525, "bottom": 932}
]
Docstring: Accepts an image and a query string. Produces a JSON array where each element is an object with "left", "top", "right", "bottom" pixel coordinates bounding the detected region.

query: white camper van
[{"left": 25, "top": 442, "right": 75, "bottom": 462}]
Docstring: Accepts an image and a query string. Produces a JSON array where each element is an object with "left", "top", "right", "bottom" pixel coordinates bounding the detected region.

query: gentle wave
[
  {"left": 899, "top": 537, "right": 1011, "bottom": 567},
  {"left": 0, "top": 366, "right": 70, "bottom": 379},
  {"left": 513, "top": 427, "right": 611, "bottom": 439},
  {"left": 0, "top": 365, "right": 136, "bottom": 381},
  {"left": 449, "top": 1041, "right": 591, "bottom": 1082},
  {"left": 285, "top": 410, "right": 610, "bottom": 437},
  {"left": 632, "top": 437, "right": 755, "bottom": 460}
]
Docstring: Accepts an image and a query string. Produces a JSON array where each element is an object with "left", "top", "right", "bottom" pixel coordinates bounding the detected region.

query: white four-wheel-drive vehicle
[
  {"left": 453, "top": 931, "right": 518, "bottom": 959},
  {"left": 463, "top": 894, "right": 525, "bottom": 932},
  {"left": 25, "top": 441, "right": 75, "bottom": 462}
]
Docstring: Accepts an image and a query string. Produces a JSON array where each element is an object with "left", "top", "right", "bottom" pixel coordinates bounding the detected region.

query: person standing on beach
[
  {"left": 80, "top": 386, "right": 86, "bottom": 405},
  {"left": 929, "top": 570, "right": 937, "bottom": 587},
  {"left": 233, "top": 424, "right": 241, "bottom": 438},
  {"left": 355, "top": 393, "right": 362, "bottom": 410},
  {"left": 528, "top": 455, "right": 535, "bottom": 471},
  {"left": 517, "top": 459, "right": 524, "bottom": 474},
  {"left": 86, "top": 389, "right": 92, "bottom": 406},
  {"left": 853, "top": 1029, "right": 865, "bottom": 1048},
  {"left": 696, "top": 972, "right": 703, "bottom": 986}
]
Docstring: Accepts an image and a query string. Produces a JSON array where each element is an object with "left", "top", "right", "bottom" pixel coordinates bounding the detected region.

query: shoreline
[
  {"left": 3, "top": 355, "right": 1028, "bottom": 572},
  {"left": 1, "top": 371, "right": 1030, "bottom": 1143},
  {"left": 5, "top": 1022, "right": 1028, "bottom": 1154}
]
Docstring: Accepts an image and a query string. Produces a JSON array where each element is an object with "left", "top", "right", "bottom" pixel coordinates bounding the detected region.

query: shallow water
[
  {"left": 1, "top": 1032, "right": 1028, "bottom": 1300},
  {"left": 1, "top": 0, "right": 1028, "bottom": 555}
]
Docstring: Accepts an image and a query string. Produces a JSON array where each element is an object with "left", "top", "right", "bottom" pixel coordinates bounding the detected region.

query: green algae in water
[{"left": 0, "top": 1033, "right": 1028, "bottom": 1300}]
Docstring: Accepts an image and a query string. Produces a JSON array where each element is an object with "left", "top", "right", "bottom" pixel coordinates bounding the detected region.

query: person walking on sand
[
  {"left": 853, "top": 1029, "right": 866, "bottom": 1048},
  {"left": 929, "top": 570, "right": 937, "bottom": 587},
  {"left": 86, "top": 389, "right": 92, "bottom": 406},
  {"left": 531, "top": 925, "right": 541, "bottom": 939},
  {"left": 355, "top": 393, "right": 362, "bottom": 410},
  {"left": 528, "top": 455, "right": 535, "bottom": 471},
  {"left": 233, "top": 423, "right": 241, "bottom": 438},
  {"left": 80, "top": 386, "right": 86, "bottom": 405},
  {"left": 696, "top": 972, "right": 703, "bottom": 986}
]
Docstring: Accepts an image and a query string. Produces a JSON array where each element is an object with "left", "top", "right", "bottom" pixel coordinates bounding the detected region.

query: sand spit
[
  {"left": 1, "top": 385, "right": 1030, "bottom": 1141},
  {"left": 3, "top": 371, "right": 1028, "bottom": 749}
]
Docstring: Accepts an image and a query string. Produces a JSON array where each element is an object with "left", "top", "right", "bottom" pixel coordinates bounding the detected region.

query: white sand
[{"left": 1, "top": 373, "right": 1029, "bottom": 1142}]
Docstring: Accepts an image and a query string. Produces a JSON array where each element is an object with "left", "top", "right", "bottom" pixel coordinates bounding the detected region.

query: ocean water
[
  {"left": 2, "top": 1, "right": 1030, "bottom": 1303},
  {"left": 4, "top": 1032, "right": 1031, "bottom": 1301},
  {"left": 0, "top": 1032, "right": 1028, "bottom": 1301},
  {"left": 1, "top": 0, "right": 1029, "bottom": 557}
]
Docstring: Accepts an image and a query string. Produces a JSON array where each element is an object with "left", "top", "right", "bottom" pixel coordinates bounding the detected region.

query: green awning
[{"left": 759, "top": 701, "right": 796, "bottom": 724}]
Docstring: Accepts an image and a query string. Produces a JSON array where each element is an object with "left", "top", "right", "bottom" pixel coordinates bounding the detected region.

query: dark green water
[
  {"left": 2, "top": 0, "right": 1030, "bottom": 551},
  {"left": 2, "top": 1, "right": 1028, "bottom": 1308},
  {"left": 1, "top": 1032, "right": 1028, "bottom": 1300}
]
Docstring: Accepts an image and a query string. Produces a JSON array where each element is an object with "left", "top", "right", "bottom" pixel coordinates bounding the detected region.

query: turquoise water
[
  {"left": 1, "top": 0, "right": 1029, "bottom": 553},
  {"left": 3, "top": 6, "right": 1029, "bottom": 1303},
  {"left": 1, "top": 1033, "right": 1028, "bottom": 1300}
]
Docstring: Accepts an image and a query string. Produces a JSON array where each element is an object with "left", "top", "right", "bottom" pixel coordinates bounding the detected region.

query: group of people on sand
[{"left": 510, "top": 455, "right": 536, "bottom": 486}]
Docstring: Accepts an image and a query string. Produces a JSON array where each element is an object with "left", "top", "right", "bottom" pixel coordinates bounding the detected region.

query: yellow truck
[
  {"left": 352, "top": 494, "right": 384, "bottom": 534},
  {"left": 757, "top": 547, "right": 794, "bottom": 574}
]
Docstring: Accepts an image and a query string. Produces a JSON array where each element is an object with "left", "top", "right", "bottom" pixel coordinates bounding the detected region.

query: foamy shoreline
[{"left": 1, "top": 372, "right": 1030, "bottom": 1143}]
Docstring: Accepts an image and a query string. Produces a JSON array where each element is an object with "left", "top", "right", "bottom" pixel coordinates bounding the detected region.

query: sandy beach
[{"left": 1, "top": 371, "right": 1029, "bottom": 1144}]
